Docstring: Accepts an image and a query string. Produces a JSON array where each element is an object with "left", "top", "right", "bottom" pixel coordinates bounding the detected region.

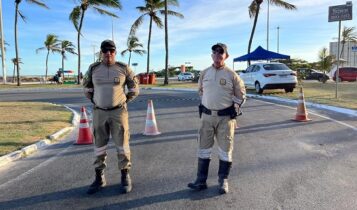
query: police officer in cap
[
  {"left": 188, "top": 43, "right": 246, "bottom": 194},
  {"left": 83, "top": 39, "right": 139, "bottom": 194}
]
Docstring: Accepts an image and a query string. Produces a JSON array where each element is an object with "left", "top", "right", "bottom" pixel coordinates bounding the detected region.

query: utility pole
[
  {"left": 277, "top": 26, "right": 280, "bottom": 53},
  {"left": 267, "top": 0, "right": 270, "bottom": 50},
  {"left": 0, "top": 0, "right": 6, "bottom": 84},
  {"left": 111, "top": 17, "right": 114, "bottom": 42}
]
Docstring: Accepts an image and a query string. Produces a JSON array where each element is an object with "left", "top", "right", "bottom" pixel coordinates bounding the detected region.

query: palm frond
[
  {"left": 270, "top": 0, "right": 297, "bottom": 10},
  {"left": 92, "top": 6, "right": 119, "bottom": 17},
  {"left": 133, "top": 49, "right": 146, "bottom": 55},
  {"left": 36, "top": 47, "right": 46, "bottom": 54},
  {"left": 152, "top": 15, "right": 163, "bottom": 28},
  {"left": 27, "top": 0, "right": 49, "bottom": 9},
  {"left": 121, "top": 49, "right": 129, "bottom": 56},
  {"left": 248, "top": 1, "right": 257, "bottom": 18},
  {"left": 88, "top": 0, "right": 122, "bottom": 9},
  {"left": 69, "top": 6, "right": 81, "bottom": 32},
  {"left": 130, "top": 15, "right": 145, "bottom": 36},
  {"left": 159, "top": 10, "right": 184, "bottom": 18},
  {"left": 18, "top": 10, "right": 27, "bottom": 23}
]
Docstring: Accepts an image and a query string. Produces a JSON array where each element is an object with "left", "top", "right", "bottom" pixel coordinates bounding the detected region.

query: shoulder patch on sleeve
[{"left": 115, "top": 61, "right": 128, "bottom": 68}]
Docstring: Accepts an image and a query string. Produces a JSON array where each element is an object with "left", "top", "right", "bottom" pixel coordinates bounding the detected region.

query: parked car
[
  {"left": 240, "top": 62, "right": 297, "bottom": 94},
  {"left": 297, "top": 68, "right": 329, "bottom": 83},
  {"left": 178, "top": 72, "right": 194, "bottom": 81},
  {"left": 333, "top": 67, "right": 357, "bottom": 82}
]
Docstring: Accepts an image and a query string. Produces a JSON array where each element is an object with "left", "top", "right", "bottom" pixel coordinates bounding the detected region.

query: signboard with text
[
  {"left": 352, "top": 46, "right": 357, "bottom": 52},
  {"left": 328, "top": 4, "right": 352, "bottom": 22}
]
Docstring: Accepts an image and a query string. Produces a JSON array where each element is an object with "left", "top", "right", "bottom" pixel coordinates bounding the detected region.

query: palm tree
[
  {"left": 318, "top": 47, "right": 333, "bottom": 83},
  {"left": 14, "top": 0, "right": 49, "bottom": 86},
  {"left": 11, "top": 57, "right": 23, "bottom": 83},
  {"left": 56, "top": 40, "right": 77, "bottom": 72},
  {"left": 69, "top": 0, "right": 122, "bottom": 84},
  {"left": 247, "top": 0, "right": 296, "bottom": 65},
  {"left": 130, "top": 0, "right": 183, "bottom": 75},
  {"left": 121, "top": 35, "right": 146, "bottom": 66},
  {"left": 36, "top": 34, "right": 60, "bottom": 82},
  {"left": 339, "top": 26, "right": 357, "bottom": 64}
]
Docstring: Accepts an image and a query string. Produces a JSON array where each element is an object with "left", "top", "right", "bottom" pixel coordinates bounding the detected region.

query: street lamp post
[
  {"left": 267, "top": 0, "right": 270, "bottom": 50},
  {"left": 277, "top": 26, "right": 280, "bottom": 53},
  {"left": 0, "top": 0, "right": 6, "bottom": 84}
]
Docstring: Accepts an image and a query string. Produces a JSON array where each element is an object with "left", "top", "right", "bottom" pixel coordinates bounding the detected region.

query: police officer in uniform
[
  {"left": 83, "top": 40, "right": 139, "bottom": 194},
  {"left": 188, "top": 43, "right": 246, "bottom": 194}
]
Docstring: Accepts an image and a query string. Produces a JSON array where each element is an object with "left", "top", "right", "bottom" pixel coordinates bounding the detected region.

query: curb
[
  {"left": 0, "top": 105, "right": 79, "bottom": 167},
  {"left": 141, "top": 87, "right": 357, "bottom": 117}
]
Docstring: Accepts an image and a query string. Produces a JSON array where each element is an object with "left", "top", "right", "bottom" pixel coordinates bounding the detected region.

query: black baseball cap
[
  {"left": 101, "top": 40, "right": 116, "bottom": 51},
  {"left": 212, "top": 43, "right": 229, "bottom": 57}
]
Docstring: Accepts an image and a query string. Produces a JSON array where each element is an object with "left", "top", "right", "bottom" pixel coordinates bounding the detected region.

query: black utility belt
[
  {"left": 200, "top": 104, "right": 235, "bottom": 116},
  {"left": 94, "top": 104, "right": 123, "bottom": 111}
]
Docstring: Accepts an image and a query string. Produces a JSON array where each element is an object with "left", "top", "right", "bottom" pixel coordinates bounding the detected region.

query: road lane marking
[
  {"left": 253, "top": 99, "right": 357, "bottom": 131},
  {"left": 0, "top": 143, "right": 73, "bottom": 190}
]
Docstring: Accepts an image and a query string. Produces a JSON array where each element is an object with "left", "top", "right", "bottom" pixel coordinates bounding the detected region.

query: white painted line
[
  {"left": 253, "top": 99, "right": 357, "bottom": 131},
  {"left": 0, "top": 144, "right": 73, "bottom": 190}
]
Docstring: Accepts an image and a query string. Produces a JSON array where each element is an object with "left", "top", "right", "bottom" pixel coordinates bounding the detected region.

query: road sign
[
  {"left": 328, "top": 4, "right": 353, "bottom": 22},
  {"left": 352, "top": 46, "right": 357, "bottom": 52}
]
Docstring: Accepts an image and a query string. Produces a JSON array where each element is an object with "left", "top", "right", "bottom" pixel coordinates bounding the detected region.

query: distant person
[
  {"left": 188, "top": 43, "right": 246, "bottom": 194},
  {"left": 83, "top": 39, "right": 139, "bottom": 194}
]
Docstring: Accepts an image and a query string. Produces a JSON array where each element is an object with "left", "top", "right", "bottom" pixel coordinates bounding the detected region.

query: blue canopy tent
[{"left": 233, "top": 46, "right": 290, "bottom": 62}]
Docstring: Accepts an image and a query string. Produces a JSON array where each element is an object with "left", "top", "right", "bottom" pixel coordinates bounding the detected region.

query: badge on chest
[
  {"left": 220, "top": 78, "right": 226, "bottom": 85},
  {"left": 114, "top": 77, "right": 120, "bottom": 84}
]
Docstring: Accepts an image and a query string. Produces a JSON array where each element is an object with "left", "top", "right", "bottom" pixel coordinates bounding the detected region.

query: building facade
[{"left": 330, "top": 41, "right": 357, "bottom": 67}]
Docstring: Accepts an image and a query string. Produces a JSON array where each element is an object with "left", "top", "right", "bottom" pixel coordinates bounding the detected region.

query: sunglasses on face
[
  {"left": 212, "top": 48, "right": 224, "bottom": 55},
  {"left": 102, "top": 49, "right": 116, "bottom": 54}
]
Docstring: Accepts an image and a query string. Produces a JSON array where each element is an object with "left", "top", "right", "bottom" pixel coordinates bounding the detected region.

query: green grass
[
  {"left": 0, "top": 102, "right": 72, "bottom": 156},
  {"left": 0, "top": 83, "right": 81, "bottom": 89}
]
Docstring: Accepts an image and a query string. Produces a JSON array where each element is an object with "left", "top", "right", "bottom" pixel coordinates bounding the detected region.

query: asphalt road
[{"left": 0, "top": 88, "right": 356, "bottom": 210}]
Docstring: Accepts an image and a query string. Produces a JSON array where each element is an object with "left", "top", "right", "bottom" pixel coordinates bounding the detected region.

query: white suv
[
  {"left": 178, "top": 72, "right": 193, "bottom": 81},
  {"left": 240, "top": 62, "right": 297, "bottom": 93}
]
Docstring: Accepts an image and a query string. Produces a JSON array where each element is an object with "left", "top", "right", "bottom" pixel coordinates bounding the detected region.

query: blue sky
[{"left": 1, "top": 0, "right": 356, "bottom": 76}]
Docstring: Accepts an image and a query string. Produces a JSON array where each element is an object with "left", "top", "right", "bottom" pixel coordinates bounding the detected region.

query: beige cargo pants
[
  {"left": 92, "top": 105, "right": 131, "bottom": 171},
  {"left": 198, "top": 113, "right": 236, "bottom": 162}
]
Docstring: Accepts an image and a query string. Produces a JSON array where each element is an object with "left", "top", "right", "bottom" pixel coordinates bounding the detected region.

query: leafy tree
[
  {"left": 56, "top": 40, "right": 77, "bottom": 72},
  {"left": 339, "top": 26, "right": 357, "bottom": 63},
  {"left": 318, "top": 47, "right": 333, "bottom": 75},
  {"left": 69, "top": 0, "right": 122, "bottom": 84},
  {"left": 11, "top": 57, "right": 23, "bottom": 83},
  {"left": 120, "top": 35, "right": 146, "bottom": 66},
  {"left": 247, "top": 0, "right": 296, "bottom": 65},
  {"left": 14, "top": 0, "right": 49, "bottom": 86},
  {"left": 130, "top": 0, "right": 183, "bottom": 76},
  {"left": 36, "top": 34, "right": 60, "bottom": 81}
]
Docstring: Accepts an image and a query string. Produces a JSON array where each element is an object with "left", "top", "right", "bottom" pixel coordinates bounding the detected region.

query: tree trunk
[
  {"left": 12, "top": 63, "right": 15, "bottom": 83},
  {"left": 147, "top": 16, "right": 153, "bottom": 76},
  {"left": 62, "top": 52, "right": 64, "bottom": 71},
  {"left": 45, "top": 50, "right": 49, "bottom": 81},
  {"left": 164, "top": 0, "right": 169, "bottom": 85},
  {"left": 128, "top": 51, "right": 132, "bottom": 66},
  {"left": 14, "top": 3, "right": 21, "bottom": 86},
  {"left": 77, "top": 10, "right": 85, "bottom": 85},
  {"left": 247, "top": 4, "right": 261, "bottom": 66}
]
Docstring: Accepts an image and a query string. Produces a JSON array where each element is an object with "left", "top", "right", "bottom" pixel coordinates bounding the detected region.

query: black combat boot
[
  {"left": 218, "top": 160, "right": 232, "bottom": 194},
  {"left": 120, "top": 169, "right": 132, "bottom": 193},
  {"left": 188, "top": 158, "right": 210, "bottom": 190},
  {"left": 87, "top": 169, "right": 106, "bottom": 194}
]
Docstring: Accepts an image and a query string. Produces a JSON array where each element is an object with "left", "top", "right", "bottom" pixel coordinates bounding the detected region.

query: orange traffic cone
[
  {"left": 143, "top": 100, "right": 161, "bottom": 135},
  {"left": 74, "top": 106, "right": 93, "bottom": 144},
  {"left": 293, "top": 87, "right": 311, "bottom": 122}
]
